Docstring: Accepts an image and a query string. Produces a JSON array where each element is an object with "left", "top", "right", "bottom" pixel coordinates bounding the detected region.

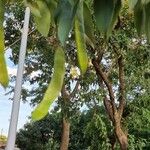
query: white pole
[{"left": 5, "top": 7, "right": 30, "bottom": 150}]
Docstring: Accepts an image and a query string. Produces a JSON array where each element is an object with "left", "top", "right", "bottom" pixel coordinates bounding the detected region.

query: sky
[{"left": 0, "top": 49, "right": 32, "bottom": 136}]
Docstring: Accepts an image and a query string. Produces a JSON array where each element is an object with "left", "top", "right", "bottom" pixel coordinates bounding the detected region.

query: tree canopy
[
  {"left": 0, "top": 0, "right": 150, "bottom": 118},
  {"left": 1, "top": 0, "right": 150, "bottom": 149}
]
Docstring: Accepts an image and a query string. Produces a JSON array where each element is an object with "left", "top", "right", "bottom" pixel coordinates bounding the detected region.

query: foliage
[
  {"left": 1, "top": 0, "right": 150, "bottom": 121},
  {"left": 2, "top": 1, "right": 150, "bottom": 149},
  {"left": 16, "top": 108, "right": 109, "bottom": 150},
  {"left": 0, "top": 135, "right": 7, "bottom": 142},
  {"left": 16, "top": 106, "right": 150, "bottom": 150},
  {"left": 16, "top": 112, "right": 62, "bottom": 150},
  {"left": 0, "top": 0, "right": 9, "bottom": 88}
]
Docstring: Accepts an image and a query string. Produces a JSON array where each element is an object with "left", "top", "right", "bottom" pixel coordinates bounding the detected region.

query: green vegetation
[{"left": 1, "top": 0, "right": 150, "bottom": 149}]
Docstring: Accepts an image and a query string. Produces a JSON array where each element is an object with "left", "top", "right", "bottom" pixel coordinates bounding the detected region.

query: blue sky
[{"left": 0, "top": 49, "right": 32, "bottom": 136}]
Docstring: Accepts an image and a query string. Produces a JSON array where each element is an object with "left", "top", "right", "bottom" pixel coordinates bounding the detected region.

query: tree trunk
[
  {"left": 60, "top": 118, "right": 70, "bottom": 150},
  {"left": 114, "top": 114, "right": 128, "bottom": 150},
  {"left": 115, "top": 126, "right": 127, "bottom": 150},
  {"left": 92, "top": 58, "right": 127, "bottom": 149}
]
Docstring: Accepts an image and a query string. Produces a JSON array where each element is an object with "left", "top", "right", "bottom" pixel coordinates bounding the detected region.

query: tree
[
  {"left": 4, "top": 3, "right": 82, "bottom": 150},
  {"left": 16, "top": 108, "right": 110, "bottom": 150},
  {"left": 16, "top": 105, "right": 150, "bottom": 149},
  {"left": 16, "top": 112, "right": 62, "bottom": 150},
  {"left": 1, "top": 0, "right": 150, "bottom": 149}
]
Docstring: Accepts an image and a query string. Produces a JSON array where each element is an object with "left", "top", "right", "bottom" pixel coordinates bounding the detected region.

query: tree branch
[
  {"left": 96, "top": 47, "right": 104, "bottom": 62},
  {"left": 103, "top": 96, "right": 114, "bottom": 122},
  {"left": 61, "top": 84, "right": 71, "bottom": 100},
  {"left": 92, "top": 59, "right": 117, "bottom": 113},
  {"left": 61, "top": 79, "right": 80, "bottom": 101},
  {"left": 118, "top": 56, "right": 125, "bottom": 117},
  {"left": 5, "top": 28, "right": 36, "bottom": 51},
  {"left": 70, "top": 80, "right": 80, "bottom": 100},
  {"left": 106, "top": 58, "right": 118, "bottom": 77}
]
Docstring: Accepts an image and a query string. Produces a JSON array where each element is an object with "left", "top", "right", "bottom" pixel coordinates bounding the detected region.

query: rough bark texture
[
  {"left": 114, "top": 112, "right": 128, "bottom": 150},
  {"left": 60, "top": 82, "right": 79, "bottom": 150},
  {"left": 60, "top": 118, "right": 70, "bottom": 150},
  {"left": 92, "top": 57, "right": 128, "bottom": 150},
  {"left": 115, "top": 125, "right": 127, "bottom": 150}
]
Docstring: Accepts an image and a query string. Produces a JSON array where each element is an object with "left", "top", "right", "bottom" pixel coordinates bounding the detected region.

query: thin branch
[
  {"left": 106, "top": 58, "right": 118, "bottom": 77},
  {"left": 61, "top": 84, "right": 71, "bottom": 100},
  {"left": 61, "top": 79, "right": 80, "bottom": 101},
  {"left": 5, "top": 28, "right": 36, "bottom": 51},
  {"left": 70, "top": 80, "right": 80, "bottom": 100},
  {"left": 103, "top": 96, "right": 114, "bottom": 122},
  {"left": 96, "top": 47, "right": 104, "bottom": 62},
  {"left": 92, "top": 58, "right": 114, "bottom": 122},
  {"left": 92, "top": 59, "right": 117, "bottom": 113},
  {"left": 118, "top": 56, "right": 125, "bottom": 117}
]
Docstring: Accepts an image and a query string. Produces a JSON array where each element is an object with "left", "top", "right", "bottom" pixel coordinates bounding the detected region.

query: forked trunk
[
  {"left": 92, "top": 58, "right": 127, "bottom": 149},
  {"left": 114, "top": 119, "right": 128, "bottom": 150},
  {"left": 60, "top": 118, "right": 70, "bottom": 150}
]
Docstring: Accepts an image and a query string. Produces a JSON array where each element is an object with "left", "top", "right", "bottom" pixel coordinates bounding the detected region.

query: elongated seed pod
[
  {"left": 32, "top": 47, "right": 65, "bottom": 121},
  {"left": 75, "top": 1, "right": 88, "bottom": 75},
  {"left": 0, "top": 0, "right": 9, "bottom": 88}
]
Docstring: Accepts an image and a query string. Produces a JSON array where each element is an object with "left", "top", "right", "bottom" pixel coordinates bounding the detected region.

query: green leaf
[
  {"left": 94, "top": 0, "right": 114, "bottom": 34},
  {"left": 134, "top": 0, "right": 145, "bottom": 36},
  {"left": 0, "top": 0, "right": 4, "bottom": 27},
  {"left": 34, "top": 0, "right": 51, "bottom": 37},
  {"left": 107, "top": 0, "right": 122, "bottom": 37},
  {"left": 0, "top": 0, "right": 9, "bottom": 88},
  {"left": 0, "top": 50, "right": 9, "bottom": 88},
  {"left": 75, "top": 1, "right": 88, "bottom": 75},
  {"left": 128, "top": 0, "right": 138, "bottom": 9},
  {"left": 32, "top": 47, "right": 65, "bottom": 121},
  {"left": 25, "top": 0, "right": 41, "bottom": 17},
  {"left": 134, "top": 1, "right": 150, "bottom": 41},
  {"left": 141, "top": 0, "right": 150, "bottom": 5},
  {"left": 45, "top": 0, "right": 57, "bottom": 24},
  {"left": 83, "top": 2, "right": 95, "bottom": 48},
  {"left": 144, "top": 2, "right": 150, "bottom": 42},
  {"left": 94, "top": 0, "right": 121, "bottom": 38},
  {"left": 57, "top": 0, "right": 72, "bottom": 45},
  {"left": 56, "top": 0, "right": 79, "bottom": 45}
]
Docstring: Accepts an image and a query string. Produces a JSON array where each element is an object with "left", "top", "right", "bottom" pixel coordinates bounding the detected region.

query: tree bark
[
  {"left": 92, "top": 58, "right": 128, "bottom": 150},
  {"left": 115, "top": 127, "right": 127, "bottom": 150},
  {"left": 60, "top": 118, "right": 70, "bottom": 150},
  {"left": 60, "top": 82, "right": 79, "bottom": 150},
  {"left": 114, "top": 113, "right": 128, "bottom": 150}
]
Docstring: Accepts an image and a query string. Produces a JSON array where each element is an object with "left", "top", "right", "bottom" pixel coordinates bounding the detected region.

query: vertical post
[{"left": 5, "top": 7, "right": 30, "bottom": 150}]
